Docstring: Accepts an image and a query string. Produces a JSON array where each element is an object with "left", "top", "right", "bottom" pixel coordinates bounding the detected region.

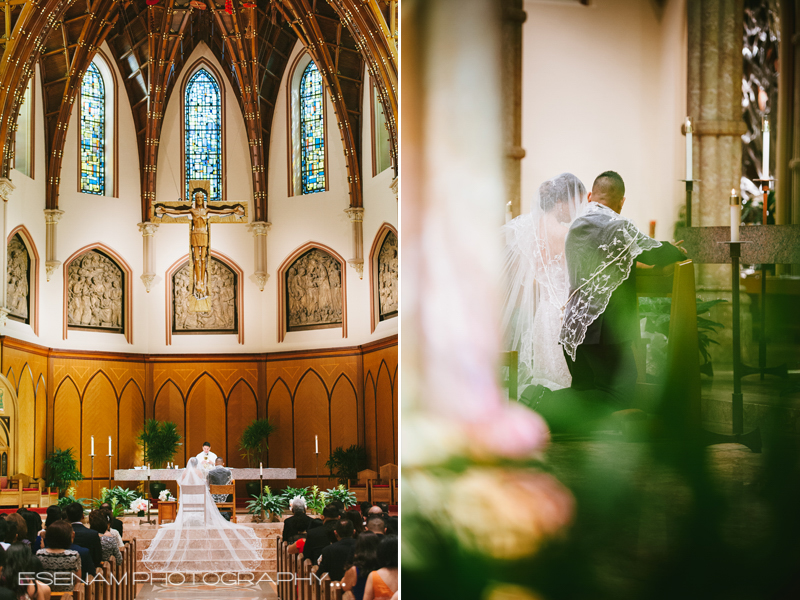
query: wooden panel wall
[{"left": 0, "top": 335, "right": 397, "bottom": 497}]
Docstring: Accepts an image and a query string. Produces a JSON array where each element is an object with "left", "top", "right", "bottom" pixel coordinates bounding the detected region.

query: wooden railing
[
  {"left": 276, "top": 537, "right": 345, "bottom": 600},
  {"left": 49, "top": 537, "right": 137, "bottom": 600}
]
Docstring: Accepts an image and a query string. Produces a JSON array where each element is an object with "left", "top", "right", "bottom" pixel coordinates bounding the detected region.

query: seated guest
[
  {"left": 0, "top": 545, "right": 16, "bottom": 600},
  {"left": 302, "top": 504, "right": 341, "bottom": 564},
  {"left": 342, "top": 532, "right": 380, "bottom": 600},
  {"left": 21, "top": 512, "right": 41, "bottom": 548},
  {"left": 366, "top": 515, "right": 387, "bottom": 537},
  {"left": 36, "top": 522, "right": 80, "bottom": 592},
  {"left": 363, "top": 535, "right": 397, "bottom": 600},
  {"left": 377, "top": 503, "right": 389, "bottom": 515},
  {"left": 0, "top": 519, "right": 9, "bottom": 550},
  {"left": 65, "top": 502, "right": 102, "bottom": 567},
  {"left": 367, "top": 505, "right": 383, "bottom": 517},
  {"left": 4, "top": 515, "right": 27, "bottom": 546},
  {"left": 207, "top": 459, "right": 233, "bottom": 521},
  {"left": 286, "top": 520, "right": 309, "bottom": 555},
  {"left": 87, "top": 511, "right": 122, "bottom": 564},
  {"left": 2, "top": 544, "right": 50, "bottom": 600},
  {"left": 283, "top": 497, "right": 314, "bottom": 542},
  {"left": 318, "top": 519, "right": 357, "bottom": 582},
  {"left": 99, "top": 503, "right": 123, "bottom": 536},
  {"left": 344, "top": 509, "right": 365, "bottom": 537},
  {"left": 359, "top": 501, "right": 372, "bottom": 520},
  {"left": 99, "top": 509, "right": 124, "bottom": 549}
]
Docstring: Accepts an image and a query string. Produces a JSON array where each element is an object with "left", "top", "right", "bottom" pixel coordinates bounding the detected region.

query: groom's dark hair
[
  {"left": 592, "top": 171, "right": 625, "bottom": 204},
  {"left": 203, "top": 442, "right": 210, "bottom": 447}
]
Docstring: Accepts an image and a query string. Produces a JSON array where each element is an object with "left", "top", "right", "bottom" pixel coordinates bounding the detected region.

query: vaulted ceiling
[{"left": 0, "top": 0, "right": 397, "bottom": 222}]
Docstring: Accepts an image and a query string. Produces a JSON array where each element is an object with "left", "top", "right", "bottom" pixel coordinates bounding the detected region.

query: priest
[{"left": 195, "top": 441, "right": 218, "bottom": 472}]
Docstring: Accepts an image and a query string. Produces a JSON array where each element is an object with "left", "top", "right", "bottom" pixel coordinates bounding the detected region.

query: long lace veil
[
  {"left": 141, "top": 457, "right": 263, "bottom": 573},
  {"left": 501, "top": 173, "right": 588, "bottom": 390}
]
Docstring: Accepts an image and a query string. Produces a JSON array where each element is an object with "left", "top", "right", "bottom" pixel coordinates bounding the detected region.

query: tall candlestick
[
  {"left": 762, "top": 117, "right": 770, "bottom": 180},
  {"left": 108, "top": 436, "right": 112, "bottom": 456},
  {"left": 685, "top": 117, "right": 693, "bottom": 181},
  {"left": 315, "top": 435, "right": 319, "bottom": 454},
  {"left": 730, "top": 189, "right": 741, "bottom": 242},
  {"left": 90, "top": 436, "right": 95, "bottom": 456}
]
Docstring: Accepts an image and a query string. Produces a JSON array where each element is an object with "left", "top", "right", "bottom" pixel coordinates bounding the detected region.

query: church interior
[
  {"left": 403, "top": 0, "right": 800, "bottom": 599},
  {"left": 0, "top": 0, "right": 397, "bottom": 597}
]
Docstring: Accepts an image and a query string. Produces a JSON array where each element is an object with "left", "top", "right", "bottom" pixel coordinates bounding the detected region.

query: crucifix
[{"left": 153, "top": 181, "right": 245, "bottom": 311}]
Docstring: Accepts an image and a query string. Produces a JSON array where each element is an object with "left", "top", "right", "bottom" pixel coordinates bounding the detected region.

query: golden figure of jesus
[{"left": 154, "top": 187, "right": 245, "bottom": 311}]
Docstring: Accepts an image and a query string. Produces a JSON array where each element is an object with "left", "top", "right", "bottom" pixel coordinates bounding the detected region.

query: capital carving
[
  {"left": 0, "top": 178, "right": 15, "bottom": 202},
  {"left": 254, "top": 272, "right": 269, "bottom": 291},
  {"left": 249, "top": 221, "right": 272, "bottom": 236},
  {"left": 45, "top": 260, "right": 61, "bottom": 282},
  {"left": 344, "top": 207, "right": 365, "bottom": 223},
  {"left": 347, "top": 258, "right": 364, "bottom": 279},
  {"left": 390, "top": 176, "right": 398, "bottom": 200},
  {"left": 138, "top": 222, "right": 159, "bottom": 237},
  {"left": 141, "top": 273, "right": 156, "bottom": 293},
  {"left": 44, "top": 209, "right": 64, "bottom": 224}
]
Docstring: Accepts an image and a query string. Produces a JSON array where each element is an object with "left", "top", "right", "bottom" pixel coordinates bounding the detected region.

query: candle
[
  {"left": 763, "top": 117, "right": 770, "bottom": 180},
  {"left": 147, "top": 463, "right": 151, "bottom": 478},
  {"left": 504, "top": 201, "right": 512, "bottom": 224},
  {"left": 730, "top": 189, "right": 741, "bottom": 242},
  {"left": 108, "top": 436, "right": 112, "bottom": 456},
  {"left": 315, "top": 435, "right": 319, "bottom": 454},
  {"left": 91, "top": 436, "right": 94, "bottom": 456},
  {"left": 649, "top": 220, "right": 656, "bottom": 238},
  {"left": 685, "top": 117, "right": 693, "bottom": 181},
  {"left": 260, "top": 462, "right": 263, "bottom": 476}
]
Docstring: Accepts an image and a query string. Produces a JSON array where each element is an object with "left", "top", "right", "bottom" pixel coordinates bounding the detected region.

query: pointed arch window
[
  {"left": 300, "top": 61, "right": 326, "bottom": 194},
  {"left": 185, "top": 68, "right": 222, "bottom": 202},
  {"left": 80, "top": 63, "right": 105, "bottom": 195}
]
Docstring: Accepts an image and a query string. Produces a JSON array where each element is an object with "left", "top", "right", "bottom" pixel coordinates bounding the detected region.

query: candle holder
[
  {"left": 146, "top": 472, "right": 152, "bottom": 525},
  {"left": 107, "top": 454, "right": 113, "bottom": 490},
  {"left": 90, "top": 455, "right": 95, "bottom": 499},
  {"left": 260, "top": 473, "right": 264, "bottom": 497},
  {"left": 315, "top": 452, "right": 319, "bottom": 485},
  {"left": 680, "top": 179, "right": 700, "bottom": 227}
]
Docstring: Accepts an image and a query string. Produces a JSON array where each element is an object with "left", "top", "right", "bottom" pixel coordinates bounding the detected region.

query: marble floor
[{"left": 132, "top": 581, "right": 278, "bottom": 600}]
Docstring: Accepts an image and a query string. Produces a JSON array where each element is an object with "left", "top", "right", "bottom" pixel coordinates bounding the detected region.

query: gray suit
[{"left": 207, "top": 466, "right": 233, "bottom": 502}]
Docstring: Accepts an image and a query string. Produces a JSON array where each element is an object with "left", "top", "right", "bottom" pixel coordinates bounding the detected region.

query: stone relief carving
[
  {"left": 286, "top": 249, "right": 342, "bottom": 330},
  {"left": 378, "top": 231, "right": 398, "bottom": 319},
  {"left": 173, "top": 257, "right": 236, "bottom": 331},
  {"left": 67, "top": 250, "right": 123, "bottom": 330},
  {"left": 7, "top": 235, "right": 30, "bottom": 321}
]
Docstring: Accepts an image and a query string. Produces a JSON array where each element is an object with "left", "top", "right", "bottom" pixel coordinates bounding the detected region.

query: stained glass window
[
  {"left": 185, "top": 69, "right": 222, "bottom": 201},
  {"left": 80, "top": 62, "right": 105, "bottom": 195},
  {"left": 300, "top": 61, "right": 326, "bottom": 194}
]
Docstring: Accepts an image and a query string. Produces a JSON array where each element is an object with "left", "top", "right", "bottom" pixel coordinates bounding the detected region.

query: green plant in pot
[
  {"left": 325, "top": 445, "right": 368, "bottom": 485},
  {"left": 136, "top": 419, "right": 181, "bottom": 499},
  {"left": 246, "top": 486, "right": 287, "bottom": 523},
  {"left": 238, "top": 418, "right": 276, "bottom": 498},
  {"left": 45, "top": 448, "right": 84, "bottom": 497}
]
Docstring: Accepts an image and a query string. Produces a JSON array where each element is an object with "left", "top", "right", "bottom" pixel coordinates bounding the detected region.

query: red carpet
[{"left": 0, "top": 508, "right": 48, "bottom": 515}]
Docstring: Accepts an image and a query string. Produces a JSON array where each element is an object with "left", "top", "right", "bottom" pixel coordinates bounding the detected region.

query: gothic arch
[
  {"left": 368, "top": 223, "right": 398, "bottom": 333},
  {"left": 164, "top": 249, "right": 245, "bottom": 345},
  {"left": 276, "top": 242, "right": 348, "bottom": 343},
  {"left": 62, "top": 243, "right": 133, "bottom": 344},
  {"left": 7, "top": 225, "right": 40, "bottom": 336}
]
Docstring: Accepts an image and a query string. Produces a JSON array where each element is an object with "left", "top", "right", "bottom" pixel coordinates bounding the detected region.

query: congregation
[{"left": 281, "top": 498, "right": 398, "bottom": 600}]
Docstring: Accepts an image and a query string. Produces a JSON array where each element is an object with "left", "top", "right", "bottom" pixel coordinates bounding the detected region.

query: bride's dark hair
[{"left": 539, "top": 172, "right": 585, "bottom": 212}]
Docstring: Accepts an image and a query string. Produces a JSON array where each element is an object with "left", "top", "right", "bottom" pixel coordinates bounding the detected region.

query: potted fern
[
  {"left": 45, "top": 448, "right": 83, "bottom": 497},
  {"left": 325, "top": 445, "right": 368, "bottom": 485},
  {"left": 136, "top": 419, "right": 182, "bottom": 499},
  {"left": 246, "top": 486, "right": 287, "bottom": 522},
  {"left": 238, "top": 418, "right": 276, "bottom": 497}
]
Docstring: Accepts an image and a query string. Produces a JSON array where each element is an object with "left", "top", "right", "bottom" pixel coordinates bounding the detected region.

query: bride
[
  {"left": 501, "top": 173, "right": 588, "bottom": 391},
  {"left": 142, "top": 457, "right": 263, "bottom": 573}
]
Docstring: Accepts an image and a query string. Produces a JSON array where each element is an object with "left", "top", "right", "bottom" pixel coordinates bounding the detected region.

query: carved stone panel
[
  {"left": 67, "top": 250, "right": 124, "bottom": 331},
  {"left": 7, "top": 234, "right": 30, "bottom": 323},
  {"left": 173, "top": 257, "right": 237, "bottom": 333},
  {"left": 378, "top": 231, "right": 398, "bottom": 320},
  {"left": 286, "top": 249, "right": 343, "bottom": 331}
]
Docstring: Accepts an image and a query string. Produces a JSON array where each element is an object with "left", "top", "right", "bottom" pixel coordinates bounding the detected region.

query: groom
[{"left": 522, "top": 171, "right": 686, "bottom": 432}]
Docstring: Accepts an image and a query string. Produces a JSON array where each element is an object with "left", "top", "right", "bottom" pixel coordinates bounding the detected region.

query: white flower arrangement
[
  {"left": 158, "top": 490, "right": 174, "bottom": 502},
  {"left": 130, "top": 498, "right": 150, "bottom": 513}
]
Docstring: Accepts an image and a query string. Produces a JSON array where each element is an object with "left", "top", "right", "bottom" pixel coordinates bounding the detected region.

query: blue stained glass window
[
  {"left": 185, "top": 69, "right": 222, "bottom": 201},
  {"left": 300, "top": 61, "right": 325, "bottom": 194},
  {"left": 80, "top": 63, "right": 105, "bottom": 195}
]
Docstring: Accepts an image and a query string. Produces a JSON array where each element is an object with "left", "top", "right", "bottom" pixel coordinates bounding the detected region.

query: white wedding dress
[
  {"left": 501, "top": 173, "right": 588, "bottom": 391},
  {"left": 141, "top": 457, "right": 263, "bottom": 573}
]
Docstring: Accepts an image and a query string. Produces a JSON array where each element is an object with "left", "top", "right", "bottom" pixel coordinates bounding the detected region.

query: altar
[{"left": 114, "top": 467, "right": 297, "bottom": 481}]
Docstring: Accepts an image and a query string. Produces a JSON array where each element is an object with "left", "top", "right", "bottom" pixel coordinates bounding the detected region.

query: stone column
[
  {"left": 345, "top": 207, "right": 365, "bottom": 279},
  {"left": 138, "top": 222, "right": 159, "bottom": 292},
  {"left": 249, "top": 221, "right": 271, "bottom": 291},
  {"left": 501, "top": 0, "right": 525, "bottom": 218},
  {"left": 0, "top": 178, "right": 14, "bottom": 323},
  {"left": 688, "top": 0, "right": 749, "bottom": 364},
  {"left": 44, "top": 209, "right": 64, "bottom": 281}
]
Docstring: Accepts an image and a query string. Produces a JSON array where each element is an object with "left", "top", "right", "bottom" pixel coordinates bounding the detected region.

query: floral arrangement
[
  {"left": 246, "top": 485, "right": 288, "bottom": 522},
  {"left": 306, "top": 485, "right": 326, "bottom": 515},
  {"left": 158, "top": 489, "right": 174, "bottom": 502},
  {"left": 323, "top": 485, "right": 357, "bottom": 509},
  {"left": 129, "top": 498, "right": 150, "bottom": 516},
  {"left": 57, "top": 487, "right": 79, "bottom": 507}
]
